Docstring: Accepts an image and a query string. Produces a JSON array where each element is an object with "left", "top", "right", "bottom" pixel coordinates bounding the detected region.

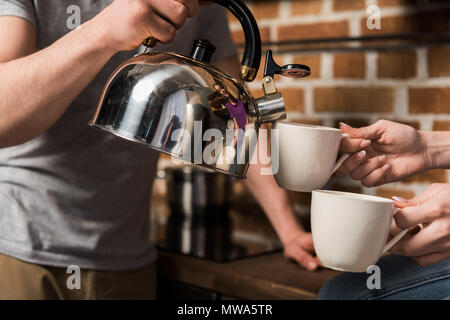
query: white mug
[
  {"left": 311, "top": 190, "right": 408, "bottom": 273},
  {"left": 271, "top": 122, "right": 349, "bottom": 192}
]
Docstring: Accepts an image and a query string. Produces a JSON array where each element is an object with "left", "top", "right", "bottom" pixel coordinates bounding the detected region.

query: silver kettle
[{"left": 90, "top": 0, "right": 310, "bottom": 178}]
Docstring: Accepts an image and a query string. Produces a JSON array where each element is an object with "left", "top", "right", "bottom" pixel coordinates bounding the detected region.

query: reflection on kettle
[{"left": 90, "top": 0, "right": 311, "bottom": 178}]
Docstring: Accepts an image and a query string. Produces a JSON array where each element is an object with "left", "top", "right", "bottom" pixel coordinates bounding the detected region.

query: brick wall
[{"left": 228, "top": 0, "right": 450, "bottom": 216}]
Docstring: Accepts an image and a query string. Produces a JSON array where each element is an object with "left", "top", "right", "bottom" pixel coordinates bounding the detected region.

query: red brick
[
  {"left": 282, "top": 88, "right": 305, "bottom": 112},
  {"left": 278, "top": 21, "right": 349, "bottom": 41},
  {"left": 428, "top": 46, "right": 450, "bottom": 78},
  {"left": 314, "top": 87, "right": 394, "bottom": 113},
  {"left": 227, "top": 11, "right": 239, "bottom": 24},
  {"left": 361, "top": 10, "right": 450, "bottom": 35},
  {"left": 378, "top": 50, "right": 417, "bottom": 79},
  {"left": 289, "top": 118, "right": 324, "bottom": 126},
  {"left": 378, "top": 0, "right": 450, "bottom": 8},
  {"left": 291, "top": 0, "right": 323, "bottom": 15},
  {"left": 250, "top": 0, "right": 280, "bottom": 20},
  {"left": 404, "top": 169, "right": 448, "bottom": 183},
  {"left": 333, "top": 0, "right": 366, "bottom": 11},
  {"left": 293, "top": 54, "right": 321, "bottom": 79},
  {"left": 334, "top": 53, "right": 366, "bottom": 79},
  {"left": 433, "top": 121, "right": 450, "bottom": 131},
  {"left": 409, "top": 87, "right": 450, "bottom": 114},
  {"left": 376, "top": 188, "right": 415, "bottom": 200},
  {"left": 232, "top": 26, "right": 271, "bottom": 45},
  {"left": 333, "top": 118, "right": 371, "bottom": 129}
]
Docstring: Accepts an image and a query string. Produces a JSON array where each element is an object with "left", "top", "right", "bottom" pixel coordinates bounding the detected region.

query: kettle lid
[{"left": 190, "top": 39, "right": 216, "bottom": 64}]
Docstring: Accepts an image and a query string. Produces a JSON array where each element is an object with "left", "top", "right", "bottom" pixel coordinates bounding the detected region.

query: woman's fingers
[
  {"left": 334, "top": 150, "right": 367, "bottom": 177},
  {"left": 394, "top": 200, "right": 440, "bottom": 229},
  {"left": 414, "top": 251, "right": 450, "bottom": 267},
  {"left": 339, "top": 137, "right": 371, "bottom": 154},
  {"left": 339, "top": 122, "right": 383, "bottom": 140},
  {"left": 349, "top": 154, "right": 387, "bottom": 180},
  {"left": 360, "top": 163, "right": 390, "bottom": 187},
  {"left": 390, "top": 222, "right": 441, "bottom": 257}
]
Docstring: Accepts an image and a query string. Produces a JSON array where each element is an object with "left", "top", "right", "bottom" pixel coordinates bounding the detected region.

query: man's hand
[
  {"left": 283, "top": 231, "right": 321, "bottom": 271},
  {"left": 335, "top": 120, "right": 430, "bottom": 187},
  {"left": 95, "top": 0, "right": 199, "bottom": 51},
  {"left": 390, "top": 183, "right": 450, "bottom": 267}
]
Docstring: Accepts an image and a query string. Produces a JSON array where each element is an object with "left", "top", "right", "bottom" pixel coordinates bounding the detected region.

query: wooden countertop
[{"left": 157, "top": 250, "right": 340, "bottom": 300}]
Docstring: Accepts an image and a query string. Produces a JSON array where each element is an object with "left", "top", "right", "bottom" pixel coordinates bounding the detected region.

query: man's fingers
[
  {"left": 339, "top": 137, "right": 371, "bottom": 154},
  {"left": 414, "top": 251, "right": 450, "bottom": 267},
  {"left": 394, "top": 200, "right": 440, "bottom": 229},
  {"left": 349, "top": 154, "right": 387, "bottom": 180},
  {"left": 151, "top": 0, "right": 189, "bottom": 29},
  {"left": 175, "top": 0, "right": 199, "bottom": 17},
  {"left": 334, "top": 150, "right": 367, "bottom": 178},
  {"left": 361, "top": 163, "right": 390, "bottom": 187},
  {"left": 285, "top": 245, "right": 318, "bottom": 271},
  {"left": 144, "top": 11, "right": 177, "bottom": 43},
  {"left": 300, "top": 233, "right": 315, "bottom": 253}
]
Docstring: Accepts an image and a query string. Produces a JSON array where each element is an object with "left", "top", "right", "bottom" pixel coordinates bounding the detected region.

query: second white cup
[{"left": 311, "top": 190, "right": 408, "bottom": 272}]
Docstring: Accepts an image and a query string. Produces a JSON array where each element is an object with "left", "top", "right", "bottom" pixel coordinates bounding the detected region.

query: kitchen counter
[{"left": 157, "top": 250, "right": 340, "bottom": 300}]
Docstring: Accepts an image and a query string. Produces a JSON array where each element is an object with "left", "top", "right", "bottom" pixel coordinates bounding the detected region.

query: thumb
[
  {"left": 394, "top": 200, "right": 435, "bottom": 228},
  {"left": 301, "top": 233, "right": 315, "bottom": 253},
  {"left": 393, "top": 187, "right": 438, "bottom": 208},
  {"left": 340, "top": 122, "right": 382, "bottom": 140}
]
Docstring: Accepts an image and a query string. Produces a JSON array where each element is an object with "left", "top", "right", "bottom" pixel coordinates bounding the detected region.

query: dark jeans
[{"left": 318, "top": 254, "right": 450, "bottom": 300}]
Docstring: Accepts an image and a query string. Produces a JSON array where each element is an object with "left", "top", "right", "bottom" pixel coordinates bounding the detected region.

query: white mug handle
[
  {"left": 382, "top": 208, "right": 408, "bottom": 254},
  {"left": 332, "top": 133, "right": 351, "bottom": 174}
]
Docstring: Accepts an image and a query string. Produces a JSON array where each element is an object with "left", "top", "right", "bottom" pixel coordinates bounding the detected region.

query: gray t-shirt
[{"left": 0, "top": 0, "right": 237, "bottom": 270}]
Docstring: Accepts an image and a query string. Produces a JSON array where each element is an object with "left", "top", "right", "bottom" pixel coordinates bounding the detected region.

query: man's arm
[
  {"left": 214, "top": 56, "right": 320, "bottom": 271},
  {"left": 0, "top": 0, "right": 199, "bottom": 148}
]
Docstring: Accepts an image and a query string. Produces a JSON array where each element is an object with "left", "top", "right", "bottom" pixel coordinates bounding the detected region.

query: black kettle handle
[
  {"left": 143, "top": 0, "right": 261, "bottom": 82},
  {"left": 213, "top": 0, "right": 261, "bottom": 82}
]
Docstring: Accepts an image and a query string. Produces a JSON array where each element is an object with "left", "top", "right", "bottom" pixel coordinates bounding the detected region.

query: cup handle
[
  {"left": 331, "top": 133, "right": 351, "bottom": 174},
  {"left": 382, "top": 208, "right": 408, "bottom": 254}
]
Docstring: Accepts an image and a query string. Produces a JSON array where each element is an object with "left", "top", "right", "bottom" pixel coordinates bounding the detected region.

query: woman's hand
[
  {"left": 391, "top": 183, "right": 450, "bottom": 267},
  {"left": 94, "top": 0, "right": 199, "bottom": 51},
  {"left": 335, "top": 120, "right": 430, "bottom": 187},
  {"left": 283, "top": 230, "right": 321, "bottom": 271}
]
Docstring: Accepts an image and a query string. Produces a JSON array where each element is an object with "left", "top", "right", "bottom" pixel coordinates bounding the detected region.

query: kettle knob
[
  {"left": 190, "top": 39, "right": 216, "bottom": 64},
  {"left": 264, "top": 50, "right": 310, "bottom": 79}
]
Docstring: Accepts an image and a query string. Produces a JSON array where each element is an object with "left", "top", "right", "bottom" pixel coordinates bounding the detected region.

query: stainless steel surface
[
  {"left": 165, "top": 166, "right": 231, "bottom": 215},
  {"left": 90, "top": 52, "right": 260, "bottom": 178},
  {"left": 256, "top": 93, "right": 286, "bottom": 124}
]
